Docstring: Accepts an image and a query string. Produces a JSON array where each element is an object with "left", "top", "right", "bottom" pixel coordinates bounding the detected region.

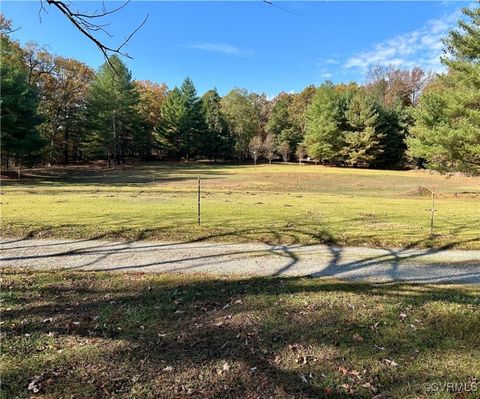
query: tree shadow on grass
[
  {"left": 1, "top": 270, "right": 479, "bottom": 398},
  {"left": 0, "top": 162, "right": 238, "bottom": 188}
]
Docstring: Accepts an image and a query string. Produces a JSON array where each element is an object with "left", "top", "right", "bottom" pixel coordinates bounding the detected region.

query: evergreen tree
[
  {"left": 155, "top": 87, "right": 184, "bottom": 159},
  {"left": 0, "top": 35, "right": 45, "bottom": 168},
  {"left": 304, "top": 83, "right": 344, "bottom": 162},
  {"left": 201, "top": 89, "right": 233, "bottom": 161},
  {"left": 155, "top": 78, "right": 204, "bottom": 159},
  {"left": 342, "top": 92, "right": 384, "bottom": 167},
  {"left": 179, "top": 78, "right": 205, "bottom": 159},
  {"left": 86, "top": 55, "right": 140, "bottom": 165},
  {"left": 407, "top": 5, "right": 480, "bottom": 175},
  {"left": 375, "top": 102, "right": 410, "bottom": 169}
]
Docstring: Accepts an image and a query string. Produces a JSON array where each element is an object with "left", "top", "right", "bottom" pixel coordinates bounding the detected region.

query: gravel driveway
[{"left": 1, "top": 238, "right": 480, "bottom": 283}]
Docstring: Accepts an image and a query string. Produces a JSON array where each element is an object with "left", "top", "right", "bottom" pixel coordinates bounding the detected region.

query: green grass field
[
  {"left": 1, "top": 269, "right": 479, "bottom": 398},
  {"left": 1, "top": 162, "right": 479, "bottom": 248}
]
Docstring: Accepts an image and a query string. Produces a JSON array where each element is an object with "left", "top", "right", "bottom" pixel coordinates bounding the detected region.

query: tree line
[{"left": 1, "top": 5, "right": 479, "bottom": 174}]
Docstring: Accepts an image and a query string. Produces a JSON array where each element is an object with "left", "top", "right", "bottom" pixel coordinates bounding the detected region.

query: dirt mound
[{"left": 407, "top": 185, "right": 432, "bottom": 196}]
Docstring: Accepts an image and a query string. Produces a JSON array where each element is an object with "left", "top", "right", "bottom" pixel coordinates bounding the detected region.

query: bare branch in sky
[{"left": 43, "top": 0, "right": 148, "bottom": 70}]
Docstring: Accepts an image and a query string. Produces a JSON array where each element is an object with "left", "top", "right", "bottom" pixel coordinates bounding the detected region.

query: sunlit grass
[{"left": 1, "top": 162, "right": 479, "bottom": 248}]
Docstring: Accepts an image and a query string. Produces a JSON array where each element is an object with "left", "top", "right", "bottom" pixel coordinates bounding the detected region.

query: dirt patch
[
  {"left": 453, "top": 191, "right": 480, "bottom": 199},
  {"left": 406, "top": 185, "right": 432, "bottom": 196}
]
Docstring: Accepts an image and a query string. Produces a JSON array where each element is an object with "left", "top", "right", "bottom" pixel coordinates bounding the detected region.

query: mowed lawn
[
  {"left": 1, "top": 162, "right": 479, "bottom": 248},
  {"left": 1, "top": 269, "right": 479, "bottom": 398}
]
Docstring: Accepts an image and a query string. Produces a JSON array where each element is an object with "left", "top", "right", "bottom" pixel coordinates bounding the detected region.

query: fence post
[
  {"left": 430, "top": 190, "right": 435, "bottom": 235},
  {"left": 197, "top": 176, "right": 201, "bottom": 226}
]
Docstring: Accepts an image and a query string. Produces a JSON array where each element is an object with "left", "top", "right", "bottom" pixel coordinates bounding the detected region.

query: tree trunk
[{"left": 63, "top": 129, "right": 69, "bottom": 164}]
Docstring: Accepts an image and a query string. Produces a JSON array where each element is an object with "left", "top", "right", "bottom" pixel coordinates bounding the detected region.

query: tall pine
[
  {"left": 0, "top": 35, "right": 45, "bottom": 168},
  {"left": 155, "top": 78, "right": 204, "bottom": 159},
  {"left": 179, "top": 78, "right": 205, "bottom": 159},
  {"left": 201, "top": 89, "right": 233, "bottom": 161},
  {"left": 86, "top": 56, "right": 140, "bottom": 166},
  {"left": 342, "top": 92, "right": 384, "bottom": 167},
  {"left": 407, "top": 4, "right": 480, "bottom": 174}
]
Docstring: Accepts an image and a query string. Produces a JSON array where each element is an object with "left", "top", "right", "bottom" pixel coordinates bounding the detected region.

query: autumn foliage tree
[
  {"left": 135, "top": 80, "right": 168, "bottom": 158},
  {"left": 38, "top": 56, "right": 94, "bottom": 163},
  {"left": 4, "top": 7, "right": 475, "bottom": 173}
]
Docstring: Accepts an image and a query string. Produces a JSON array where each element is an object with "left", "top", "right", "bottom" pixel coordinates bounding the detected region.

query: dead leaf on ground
[
  {"left": 353, "top": 333, "right": 364, "bottom": 342},
  {"left": 324, "top": 387, "right": 334, "bottom": 395},
  {"left": 384, "top": 358, "right": 399, "bottom": 367},
  {"left": 27, "top": 374, "right": 44, "bottom": 393}
]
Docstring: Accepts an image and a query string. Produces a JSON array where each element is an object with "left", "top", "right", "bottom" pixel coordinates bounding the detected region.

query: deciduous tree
[
  {"left": 263, "top": 133, "right": 276, "bottom": 164},
  {"left": 38, "top": 56, "right": 94, "bottom": 164},
  {"left": 221, "top": 89, "right": 260, "bottom": 159},
  {"left": 248, "top": 136, "right": 263, "bottom": 165},
  {"left": 278, "top": 141, "right": 291, "bottom": 163},
  {"left": 135, "top": 80, "right": 168, "bottom": 158}
]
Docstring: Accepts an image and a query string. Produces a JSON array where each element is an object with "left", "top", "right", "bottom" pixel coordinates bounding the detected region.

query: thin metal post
[
  {"left": 430, "top": 190, "right": 435, "bottom": 235},
  {"left": 197, "top": 176, "right": 201, "bottom": 226}
]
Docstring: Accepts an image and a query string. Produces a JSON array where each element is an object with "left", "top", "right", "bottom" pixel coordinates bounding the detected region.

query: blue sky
[{"left": 2, "top": 1, "right": 470, "bottom": 96}]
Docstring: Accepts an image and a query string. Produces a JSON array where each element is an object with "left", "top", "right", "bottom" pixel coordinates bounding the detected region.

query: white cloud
[
  {"left": 321, "top": 72, "right": 333, "bottom": 78},
  {"left": 185, "top": 42, "right": 244, "bottom": 55},
  {"left": 325, "top": 58, "right": 339, "bottom": 64},
  {"left": 343, "top": 9, "right": 460, "bottom": 74}
]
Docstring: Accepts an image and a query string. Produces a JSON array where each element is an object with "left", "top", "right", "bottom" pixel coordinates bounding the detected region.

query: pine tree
[
  {"left": 201, "top": 89, "right": 233, "bottom": 161},
  {"left": 86, "top": 55, "right": 140, "bottom": 166},
  {"left": 407, "top": 5, "right": 480, "bottom": 175},
  {"left": 375, "top": 102, "right": 410, "bottom": 169},
  {"left": 155, "top": 78, "right": 205, "bottom": 159},
  {"left": 179, "top": 78, "right": 205, "bottom": 159},
  {"left": 0, "top": 35, "right": 45, "bottom": 168},
  {"left": 342, "top": 92, "right": 384, "bottom": 167},
  {"left": 155, "top": 87, "right": 184, "bottom": 159}
]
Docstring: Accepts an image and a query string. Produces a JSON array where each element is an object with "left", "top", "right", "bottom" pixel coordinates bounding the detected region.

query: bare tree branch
[
  {"left": 69, "top": 1, "right": 130, "bottom": 19},
  {"left": 263, "top": 0, "right": 301, "bottom": 16},
  {"left": 43, "top": 0, "right": 148, "bottom": 71}
]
